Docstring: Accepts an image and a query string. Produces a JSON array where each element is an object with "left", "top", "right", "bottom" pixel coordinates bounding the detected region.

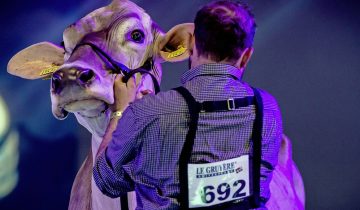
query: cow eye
[{"left": 130, "top": 30, "right": 145, "bottom": 43}]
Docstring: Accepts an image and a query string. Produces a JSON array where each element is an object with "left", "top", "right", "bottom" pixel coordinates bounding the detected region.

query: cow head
[{"left": 8, "top": 0, "right": 194, "bottom": 136}]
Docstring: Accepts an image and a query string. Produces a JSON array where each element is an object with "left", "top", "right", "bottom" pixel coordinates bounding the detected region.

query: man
[{"left": 93, "top": 1, "right": 282, "bottom": 209}]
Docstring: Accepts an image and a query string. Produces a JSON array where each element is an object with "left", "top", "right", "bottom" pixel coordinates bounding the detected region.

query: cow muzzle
[
  {"left": 50, "top": 65, "right": 114, "bottom": 120},
  {"left": 52, "top": 67, "right": 96, "bottom": 95}
]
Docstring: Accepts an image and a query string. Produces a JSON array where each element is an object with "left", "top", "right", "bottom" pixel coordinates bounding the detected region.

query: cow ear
[
  {"left": 7, "top": 42, "right": 65, "bottom": 80},
  {"left": 156, "top": 23, "right": 194, "bottom": 63}
]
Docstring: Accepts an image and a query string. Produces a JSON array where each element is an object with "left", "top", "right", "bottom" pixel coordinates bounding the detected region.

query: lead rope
[{"left": 122, "top": 66, "right": 160, "bottom": 94}]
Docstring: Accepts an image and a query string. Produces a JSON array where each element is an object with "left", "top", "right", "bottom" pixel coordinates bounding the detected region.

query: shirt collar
[{"left": 181, "top": 63, "right": 243, "bottom": 84}]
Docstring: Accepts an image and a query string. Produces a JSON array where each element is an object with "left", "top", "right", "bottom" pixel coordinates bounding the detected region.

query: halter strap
[{"left": 71, "top": 42, "right": 160, "bottom": 94}]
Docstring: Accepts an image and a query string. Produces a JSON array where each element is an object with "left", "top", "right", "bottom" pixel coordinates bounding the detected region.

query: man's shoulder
[
  {"left": 253, "top": 87, "right": 281, "bottom": 111},
  {"left": 129, "top": 89, "right": 187, "bottom": 118}
]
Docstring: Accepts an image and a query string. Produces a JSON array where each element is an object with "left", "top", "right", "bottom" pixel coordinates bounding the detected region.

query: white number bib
[{"left": 187, "top": 155, "right": 250, "bottom": 208}]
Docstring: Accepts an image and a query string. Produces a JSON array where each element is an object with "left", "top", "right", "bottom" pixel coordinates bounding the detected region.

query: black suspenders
[
  {"left": 251, "top": 87, "right": 264, "bottom": 207},
  {"left": 174, "top": 87, "right": 201, "bottom": 210},
  {"left": 120, "top": 193, "right": 129, "bottom": 210},
  {"left": 174, "top": 86, "right": 264, "bottom": 210}
]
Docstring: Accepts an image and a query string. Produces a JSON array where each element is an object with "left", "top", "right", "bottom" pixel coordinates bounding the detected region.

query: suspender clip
[{"left": 227, "top": 98, "right": 235, "bottom": 110}]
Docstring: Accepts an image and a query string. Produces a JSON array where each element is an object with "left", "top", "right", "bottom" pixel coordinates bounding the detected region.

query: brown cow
[{"left": 7, "top": 0, "right": 305, "bottom": 209}]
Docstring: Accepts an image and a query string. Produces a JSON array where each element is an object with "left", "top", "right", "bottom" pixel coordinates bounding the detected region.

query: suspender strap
[
  {"left": 249, "top": 87, "right": 264, "bottom": 207},
  {"left": 120, "top": 194, "right": 129, "bottom": 210},
  {"left": 174, "top": 86, "right": 264, "bottom": 209},
  {"left": 199, "top": 97, "right": 255, "bottom": 112},
  {"left": 174, "top": 87, "right": 201, "bottom": 210}
]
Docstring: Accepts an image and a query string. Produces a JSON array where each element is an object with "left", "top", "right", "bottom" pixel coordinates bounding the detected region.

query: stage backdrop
[{"left": 0, "top": 0, "right": 359, "bottom": 209}]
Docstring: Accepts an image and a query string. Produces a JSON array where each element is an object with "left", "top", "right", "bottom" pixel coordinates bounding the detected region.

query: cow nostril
[
  {"left": 52, "top": 74, "right": 62, "bottom": 94},
  {"left": 78, "top": 69, "right": 95, "bottom": 85}
]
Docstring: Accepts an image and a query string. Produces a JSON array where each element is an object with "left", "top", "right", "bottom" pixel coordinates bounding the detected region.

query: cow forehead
[{"left": 63, "top": 0, "right": 152, "bottom": 52}]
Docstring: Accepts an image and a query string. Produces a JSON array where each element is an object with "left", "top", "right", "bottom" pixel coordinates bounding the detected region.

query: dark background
[{"left": 0, "top": 0, "right": 359, "bottom": 209}]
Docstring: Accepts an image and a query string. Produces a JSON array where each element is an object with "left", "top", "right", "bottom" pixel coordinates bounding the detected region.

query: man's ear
[
  {"left": 236, "top": 47, "right": 254, "bottom": 69},
  {"left": 7, "top": 42, "right": 65, "bottom": 80},
  {"left": 155, "top": 23, "right": 194, "bottom": 63}
]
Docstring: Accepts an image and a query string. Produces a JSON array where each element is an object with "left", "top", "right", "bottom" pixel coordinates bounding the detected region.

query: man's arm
[
  {"left": 259, "top": 94, "right": 283, "bottom": 205},
  {"left": 93, "top": 107, "right": 140, "bottom": 198},
  {"left": 93, "top": 75, "right": 138, "bottom": 198},
  {"left": 96, "top": 117, "right": 121, "bottom": 158},
  {"left": 96, "top": 74, "right": 138, "bottom": 158}
]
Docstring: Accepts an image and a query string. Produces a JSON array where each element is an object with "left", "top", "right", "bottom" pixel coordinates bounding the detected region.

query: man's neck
[{"left": 190, "top": 56, "right": 238, "bottom": 69}]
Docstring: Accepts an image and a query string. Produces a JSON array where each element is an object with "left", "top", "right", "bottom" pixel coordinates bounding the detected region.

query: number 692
[{"left": 200, "top": 180, "right": 246, "bottom": 204}]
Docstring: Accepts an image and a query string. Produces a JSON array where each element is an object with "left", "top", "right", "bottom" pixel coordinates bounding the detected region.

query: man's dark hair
[{"left": 194, "top": 0, "right": 256, "bottom": 62}]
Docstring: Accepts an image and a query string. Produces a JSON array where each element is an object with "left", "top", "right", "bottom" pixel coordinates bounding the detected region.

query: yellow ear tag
[
  {"left": 39, "top": 64, "right": 60, "bottom": 80},
  {"left": 167, "top": 46, "right": 187, "bottom": 58}
]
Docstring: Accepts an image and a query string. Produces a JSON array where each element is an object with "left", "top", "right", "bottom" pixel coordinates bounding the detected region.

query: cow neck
[{"left": 76, "top": 114, "right": 109, "bottom": 164}]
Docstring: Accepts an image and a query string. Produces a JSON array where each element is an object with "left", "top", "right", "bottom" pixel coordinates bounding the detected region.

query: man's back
[{"left": 97, "top": 63, "right": 282, "bottom": 209}]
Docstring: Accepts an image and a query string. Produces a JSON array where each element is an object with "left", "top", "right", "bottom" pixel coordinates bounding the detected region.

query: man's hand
[
  {"left": 96, "top": 74, "right": 138, "bottom": 158},
  {"left": 110, "top": 74, "right": 138, "bottom": 112}
]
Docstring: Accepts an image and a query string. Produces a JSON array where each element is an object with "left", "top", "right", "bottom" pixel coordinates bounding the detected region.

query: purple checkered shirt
[{"left": 94, "top": 63, "right": 282, "bottom": 210}]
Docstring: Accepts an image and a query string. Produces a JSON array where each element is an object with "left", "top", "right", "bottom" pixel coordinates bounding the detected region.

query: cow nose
[
  {"left": 51, "top": 68, "right": 97, "bottom": 94},
  {"left": 77, "top": 69, "right": 95, "bottom": 86}
]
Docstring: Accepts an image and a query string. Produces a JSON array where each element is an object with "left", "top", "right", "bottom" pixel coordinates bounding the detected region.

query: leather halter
[{"left": 70, "top": 42, "right": 160, "bottom": 94}]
